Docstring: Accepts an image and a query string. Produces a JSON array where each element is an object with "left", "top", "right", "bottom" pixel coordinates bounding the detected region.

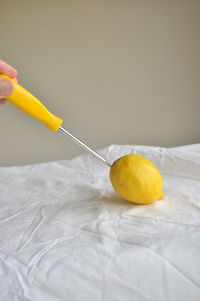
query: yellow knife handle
[{"left": 0, "top": 74, "right": 63, "bottom": 131}]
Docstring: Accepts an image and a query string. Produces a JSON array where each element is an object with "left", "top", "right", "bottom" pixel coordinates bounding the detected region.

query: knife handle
[{"left": 0, "top": 74, "right": 63, "bottom": 131}]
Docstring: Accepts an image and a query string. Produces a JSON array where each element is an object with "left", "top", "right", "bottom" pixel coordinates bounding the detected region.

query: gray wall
[{"left": 1, "top": 0, "right": 199, "bottom": 166}]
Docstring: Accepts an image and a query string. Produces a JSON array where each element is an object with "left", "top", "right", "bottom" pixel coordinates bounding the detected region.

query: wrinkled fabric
[{"left": 0, "top": 144, "right": 200, "bottom": 301}]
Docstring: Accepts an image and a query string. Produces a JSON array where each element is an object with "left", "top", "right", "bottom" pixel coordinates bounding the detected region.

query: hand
[{"left": 0, "top": 59, "right": 18, "bottom": 104}]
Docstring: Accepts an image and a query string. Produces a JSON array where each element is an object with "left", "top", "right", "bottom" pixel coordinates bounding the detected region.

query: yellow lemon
[{"left": 109, "top": 154, "right": 164, "bottom": 204}]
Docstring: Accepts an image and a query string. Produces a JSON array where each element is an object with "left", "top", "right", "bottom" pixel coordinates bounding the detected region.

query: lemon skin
[{"left": 109, "top": 154, "right": 164, "bottom": 204}]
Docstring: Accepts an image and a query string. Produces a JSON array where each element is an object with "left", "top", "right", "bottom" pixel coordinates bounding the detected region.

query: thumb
[{"left": 0, "top": 78, "right": 14, "bottom": 97}]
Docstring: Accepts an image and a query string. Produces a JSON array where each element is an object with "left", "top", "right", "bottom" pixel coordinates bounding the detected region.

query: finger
[
  {"left": 0, "top": 98, "right": 6, "bottom": 105},
  {"left": 0, "top": 59, "right": 18, "bottom": 78},
  {"left": 0, "top": 78, "right": 14, "bottom": 97}
]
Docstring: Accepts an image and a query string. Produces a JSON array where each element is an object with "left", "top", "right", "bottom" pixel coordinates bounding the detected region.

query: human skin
[{"left": 0, "top": 59, "right": 18, "bottom": 104}]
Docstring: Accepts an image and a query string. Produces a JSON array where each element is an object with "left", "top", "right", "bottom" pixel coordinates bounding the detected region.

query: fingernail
[{"left": 0, "top": 78, "right": 14, "bottom": 97}]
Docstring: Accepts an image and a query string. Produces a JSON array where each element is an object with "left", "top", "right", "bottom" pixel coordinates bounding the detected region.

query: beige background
[{"left": 1, "top": 0, "right": 199, "bottom": 166}]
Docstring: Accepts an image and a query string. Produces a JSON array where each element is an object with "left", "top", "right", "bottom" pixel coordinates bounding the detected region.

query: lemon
[{"left": 109, "top": 154, "right": 164, "bottom": 204}]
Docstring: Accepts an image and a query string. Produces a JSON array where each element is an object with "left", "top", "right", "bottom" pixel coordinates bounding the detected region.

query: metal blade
[{"left": 58, "top": 126, "right": 111, "bottom": 167}]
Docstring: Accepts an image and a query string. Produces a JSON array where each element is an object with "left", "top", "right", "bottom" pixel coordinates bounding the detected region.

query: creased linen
[{"left": 0, "top": 144, "right": 200, "bottom": 301}]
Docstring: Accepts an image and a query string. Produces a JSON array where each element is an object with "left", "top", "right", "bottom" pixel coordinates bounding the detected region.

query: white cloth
[{"left": 0, "top": 144, "right": 200, "bottom": 301}]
